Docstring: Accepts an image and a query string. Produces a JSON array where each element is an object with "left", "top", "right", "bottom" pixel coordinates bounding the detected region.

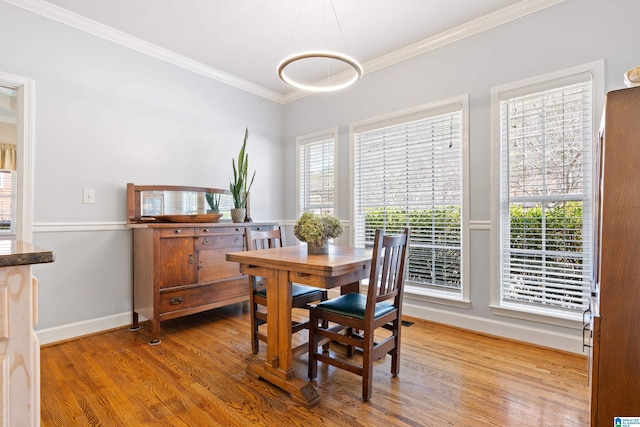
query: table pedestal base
[{"left": 246, "top": 361, "right": 320, "bottom": 408}]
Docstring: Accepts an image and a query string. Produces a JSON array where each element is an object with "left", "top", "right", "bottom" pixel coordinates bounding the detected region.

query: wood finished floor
[{"left": 40, "top": 304, "right": 589, "bottom": 426}]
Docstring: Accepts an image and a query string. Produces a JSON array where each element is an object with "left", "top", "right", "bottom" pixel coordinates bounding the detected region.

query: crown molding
[
  {"left": 3, "top": 0, "right": 564, "bottom": 105},
  {"left": 363, "top": 0, "right": 567, "bottom": 76},
  {"left": 1, "top": 0, "right": 286, "bottom": 103}
]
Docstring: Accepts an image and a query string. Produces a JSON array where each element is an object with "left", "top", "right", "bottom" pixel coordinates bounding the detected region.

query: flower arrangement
[{"left": 293, "top": 212, "right": 343, "bottom": 245}]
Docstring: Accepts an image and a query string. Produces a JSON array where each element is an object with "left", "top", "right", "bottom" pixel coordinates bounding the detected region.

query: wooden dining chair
[
  {"left": 307, "top": 227, "right": 410, "bottom": 401},
  {"left": 245, "top": 226, "right": 328, "bottom": 354}
]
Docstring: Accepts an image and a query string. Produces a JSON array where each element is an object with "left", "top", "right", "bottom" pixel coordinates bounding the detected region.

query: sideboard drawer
[
  {"left": 159, "top": 280, "right": 249, "bottom": 314},
  {"left": 159, "top": 228, "right": 195, "bottom": 238},
  {"left": 196, "top": 234, "right": 243, "bottom": 249},
  {"left": 198, "top": 226, "right": 243, "bottom": 235}
]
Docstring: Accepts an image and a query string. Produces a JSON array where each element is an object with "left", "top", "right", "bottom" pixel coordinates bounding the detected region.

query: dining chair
[
  {"left": 245, "top": 226, "right": 328, "bottom": 354},
  {"left": 307, "top": 227, "right": 410, "bottom": 401}
]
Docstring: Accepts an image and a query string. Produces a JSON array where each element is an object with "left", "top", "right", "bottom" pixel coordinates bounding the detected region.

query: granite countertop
[{"left": 0, "top": 240, "right": 55, "bottom": 267}]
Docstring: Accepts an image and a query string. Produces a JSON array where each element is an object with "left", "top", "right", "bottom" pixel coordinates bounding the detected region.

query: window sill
[
  {"left": 404, "top": 286, "right": 471, "bottom": 309},
  {"left": 489, "top": 303, "right": 583, "bottom": 329}
]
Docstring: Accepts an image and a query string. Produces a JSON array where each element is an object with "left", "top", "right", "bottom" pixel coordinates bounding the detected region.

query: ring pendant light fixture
[{"left": 277, "top": 0, "right": 363, "bottom": 92}]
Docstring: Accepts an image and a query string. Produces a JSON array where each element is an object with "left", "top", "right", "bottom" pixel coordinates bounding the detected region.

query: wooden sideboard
[
  {"left": 126, "top": 183, "right": 275, "bottom": 344},
  {"left": 589, "top": 86, "right": 640, "bottom": 425}
]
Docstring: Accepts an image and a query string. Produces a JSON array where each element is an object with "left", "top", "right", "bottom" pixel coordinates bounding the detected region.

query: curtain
[{"left": 0, "top": 144, "right": 16, "bottom": 171}]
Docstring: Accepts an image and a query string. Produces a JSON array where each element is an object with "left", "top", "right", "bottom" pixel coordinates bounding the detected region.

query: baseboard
[
  {"left": 36, "top": 303, "right": 585, "bottom": 355},
  {"left": 402, "top": 301, "right": 584, "bottom": 355},
  {"left": 36, "top": 312, "right": 131, "bottom": 345}
]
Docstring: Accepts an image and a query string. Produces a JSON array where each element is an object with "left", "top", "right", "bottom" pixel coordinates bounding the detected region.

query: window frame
[
  {"left": 296, "top": 127, "right": 338, "bottom": 218},
  {"left": 489, "top": 61, "right": 605, "bottom": 327},
  {"left": 350, "top": 95, "right": 470, "bottom": 308}
]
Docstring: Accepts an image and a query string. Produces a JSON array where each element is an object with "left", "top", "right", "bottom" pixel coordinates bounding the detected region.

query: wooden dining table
[{"left": 226, "top": 244, "right": 371, "bottom": 407}]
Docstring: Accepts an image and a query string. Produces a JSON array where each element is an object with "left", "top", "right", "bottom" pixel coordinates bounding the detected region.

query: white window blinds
[
  {"left": 353, "top": 103, "right": 464, "bottom": 293},
  {"left": 498, "top": 75, "right": 593, "bottom": 313},
  {"left": 298, "top": 131, "right": 335, "bottom": 215}
]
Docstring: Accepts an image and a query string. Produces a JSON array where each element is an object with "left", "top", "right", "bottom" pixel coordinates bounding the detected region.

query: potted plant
[
  {"left": 293, "top": 212, "right": 343, "bottom": 254},
  {"left": 205, "top": 192, "right": 220, "bottom": 214},
  {"left": 229, "top": 128, "right": 256, "bottom": 223}
]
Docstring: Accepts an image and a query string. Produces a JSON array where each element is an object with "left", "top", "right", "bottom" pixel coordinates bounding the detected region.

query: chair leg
[
  {"left": 362, "top": 336, "right": 374, "bottom": 401},
  {"left": 308, "top": 308, "right": 318, "bottom": 380},
  {"left": 250, "top": 302, "right": 259, "bottom": 354},
  {"left": 391, "top": 320, "right": 401, "bottom": 376},
  {"left": 346, "top": 327, "right": 354, "bottom": 358}
]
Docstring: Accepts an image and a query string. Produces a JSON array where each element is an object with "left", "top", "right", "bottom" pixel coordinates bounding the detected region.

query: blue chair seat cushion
[
  {"left": 315, "top": 293, "right": 395, "bottom": 320},
  {"left": 255, "top": 283, "right": 324, "bottom": 299}
]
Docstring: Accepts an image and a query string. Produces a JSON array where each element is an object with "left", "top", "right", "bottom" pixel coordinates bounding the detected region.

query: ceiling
[{"left": 7, "top": 0, "right": 562, "bottom": 102}]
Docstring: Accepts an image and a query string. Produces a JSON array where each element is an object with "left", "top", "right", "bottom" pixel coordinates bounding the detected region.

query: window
[
  {"left": 491, "top": 62, "right": 603, "bottom": 323},
  {"left": 352, "top": 96, "right": 469, "bottom": 303},
  {"left": 297, "top": 129, "right": 336, "bottom": 215}
]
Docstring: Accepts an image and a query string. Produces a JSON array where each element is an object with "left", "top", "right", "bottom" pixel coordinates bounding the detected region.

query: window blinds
[
  {"left": 299, "top": 134, "right": 335, "bottom": 215},
  {"left": 499, "top": 77, "right": 593, "bottom": 312},
  {"left": 354, "top": 105, "right": 463, "bottom": 292}
]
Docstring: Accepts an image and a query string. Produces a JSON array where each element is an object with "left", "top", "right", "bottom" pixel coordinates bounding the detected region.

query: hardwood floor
[{"left": 40, "top": 304, "right": 589, "bottom": 426}]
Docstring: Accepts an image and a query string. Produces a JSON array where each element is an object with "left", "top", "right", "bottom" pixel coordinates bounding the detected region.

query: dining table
[{"left": 226, "top": 244, "right": 371, "bottom": 407}]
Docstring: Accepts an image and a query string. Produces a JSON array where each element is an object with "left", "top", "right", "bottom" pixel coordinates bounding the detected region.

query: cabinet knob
[
  {"left": 234, "top": 236, "right": 240, "bottom": 243},
  {"left": 203, "top": 238, "right": 209, "bottom": 245},
  {"left": 203, "top": 228, "right": 210, "bottom": 232},
  {"left": 175, "top": 229, "right": 181, "bottom": 234},
  {"left": 198, "top": 264, "right": 203, "bottom": 270},
  {"left": 188, "top": 254, "right": 194, "bottom": 264}
]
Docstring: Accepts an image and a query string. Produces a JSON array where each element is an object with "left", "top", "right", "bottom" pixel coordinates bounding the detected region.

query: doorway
[{"left": 0, "top": 71, "right": 34, "bottom": 242}]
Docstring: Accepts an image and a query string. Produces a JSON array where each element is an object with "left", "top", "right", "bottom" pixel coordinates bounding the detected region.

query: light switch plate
[{"left": 83, "top": 188, "right": 95, "bottom": 204}]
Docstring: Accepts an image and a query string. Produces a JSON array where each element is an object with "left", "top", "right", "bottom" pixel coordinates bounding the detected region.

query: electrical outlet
[{"left": 83, "top": 188, "right": 95, "bottom": 204}]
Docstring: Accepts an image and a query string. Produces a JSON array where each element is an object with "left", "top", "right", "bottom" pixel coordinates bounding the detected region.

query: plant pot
[
  {"left": 230, "top": 208, "right": 246, "bottom": 223},
  {"left": 307, "top": 240, "right": 328, "bottom": 255}
]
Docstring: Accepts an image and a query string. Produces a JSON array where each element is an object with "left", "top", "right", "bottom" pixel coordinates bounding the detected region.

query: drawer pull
[
  {"left": 203, "top": 228, "right": 210, "bottom": 233},
  {"left": 203, "top": 238, "right": 209, "bottom": 245},
  {"left": 170, "top": 297, "right": 183, "bottom": 305},
  {"left": 189, "top": 254, "right": 194, "bottom": 264},
  {"left": 198, "top": 264, "right": 203, "bottom": 270},
  {"left": 174, "top": 229, "right": 181, "bottom": 234},
  {"left": 235, "top": 236, "right": 240, "bottom": 243}
]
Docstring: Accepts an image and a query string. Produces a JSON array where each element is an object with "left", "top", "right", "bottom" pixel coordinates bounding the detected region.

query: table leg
[
  {"left": 245, "top": 267, "right": 320, "bottom": 407},
  {"left": 341, "top": 281, "right": 361, "bottom": 295}
]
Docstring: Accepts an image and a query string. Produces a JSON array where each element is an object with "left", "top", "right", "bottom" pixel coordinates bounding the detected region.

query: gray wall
[
  {"left": 282, "top": 0, "right": 640, "bottom": 352},
  {"left": 0, "top": 1, "right": 284, "bottom": 341},
  {"left": 0, "top": 0, "right": 637, "bottom": 351}
]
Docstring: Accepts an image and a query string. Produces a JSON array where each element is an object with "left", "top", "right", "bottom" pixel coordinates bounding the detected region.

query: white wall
[
  {"left": 0, "top": 1, "right": 284, "bottom": 341},
  {"left": 282, "top": 0, "right": 640, "bottom": 353}
]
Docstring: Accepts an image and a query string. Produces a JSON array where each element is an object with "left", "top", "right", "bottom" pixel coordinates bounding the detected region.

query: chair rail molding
[{"left": 33, "top": 221, "right": 128, "bottom": 232}]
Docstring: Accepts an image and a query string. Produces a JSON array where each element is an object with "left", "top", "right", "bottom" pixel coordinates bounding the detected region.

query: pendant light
[{"left": 277, "top": 0, "right": 363, "bottom": 92}]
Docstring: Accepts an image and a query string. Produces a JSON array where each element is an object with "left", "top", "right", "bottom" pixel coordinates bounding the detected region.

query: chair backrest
[
  {"left": 245, "top": 226, "right": 286, "bottom": 251},
  {"left": 365, "top": 228, "right": 410, "bottom": 314}
]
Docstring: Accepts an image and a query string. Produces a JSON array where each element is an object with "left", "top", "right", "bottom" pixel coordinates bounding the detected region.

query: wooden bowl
[{"left": 152, "top": 213, "right": 223, "bottom": 223}]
